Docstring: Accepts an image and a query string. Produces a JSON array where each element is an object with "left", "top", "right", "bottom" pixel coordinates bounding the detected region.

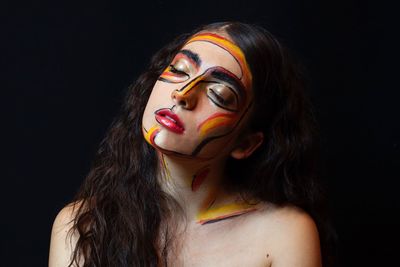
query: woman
[{"left": 49, "top": 21, "right": 335, "bottom": 266}]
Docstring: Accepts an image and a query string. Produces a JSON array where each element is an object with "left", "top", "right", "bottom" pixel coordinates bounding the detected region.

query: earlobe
[{"left": 230, "top": 132, "right": 264, "bottom": 159}]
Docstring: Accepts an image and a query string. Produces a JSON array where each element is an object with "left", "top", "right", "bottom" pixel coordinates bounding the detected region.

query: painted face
[{"left": 142, "top": 32, "right": 253, "bottom": 159}]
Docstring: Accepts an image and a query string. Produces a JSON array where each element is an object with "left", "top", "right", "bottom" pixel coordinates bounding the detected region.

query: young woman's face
[{"left": 142, "top": 32, "right": 253, "bottom": 159}]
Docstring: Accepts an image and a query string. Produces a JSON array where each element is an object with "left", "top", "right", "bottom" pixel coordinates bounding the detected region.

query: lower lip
[{"left": 155, "top": 114, "right": 184, "bottom": 134}]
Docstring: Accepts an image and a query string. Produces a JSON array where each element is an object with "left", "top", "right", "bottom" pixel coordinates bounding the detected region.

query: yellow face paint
[
  {"left": 143, "top": 125, "right": 160, "bottom": 146},
  {"left": 197, "top": 113, "right": 237, "bottom": 138},
  {"left": 142, "top": 32, "right": 254, "bottom": 158},
  {"left": 185, "top": 32, "right": 252, "bottom": 89}
]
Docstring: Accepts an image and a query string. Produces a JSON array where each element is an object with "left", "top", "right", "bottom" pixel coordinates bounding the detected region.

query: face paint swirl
[{"left": 142, "top": 32, "right": 253, "bottom": 159}]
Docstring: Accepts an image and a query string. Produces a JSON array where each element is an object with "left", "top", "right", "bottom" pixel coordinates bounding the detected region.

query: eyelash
[
  {"left": 208, "top": 88, "right": 226, "bottom": 105},
  {"left": 169, "top": 65, "right": 188, "bottom": 76}
]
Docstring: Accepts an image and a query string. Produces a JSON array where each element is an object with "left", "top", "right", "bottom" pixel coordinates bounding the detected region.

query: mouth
[{"left": 155, "top": 108, "right": 185, "bottom": 134}]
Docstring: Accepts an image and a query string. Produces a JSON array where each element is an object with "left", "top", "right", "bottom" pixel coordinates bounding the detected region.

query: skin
[
  {"left": 49, "top": 201, "right": 322, "bottom": 266},
  {"left": 142, "top": 32, "right": 254, "bottom": 159},
  {"left": 49, "top": 30, "right": 322, "bottom": 267},
  {"left": 142, "top": 32, "right": 262, "bottom": 226}
]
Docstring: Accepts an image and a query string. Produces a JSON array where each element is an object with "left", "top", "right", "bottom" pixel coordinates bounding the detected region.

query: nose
[{"left": 171, "top": 89, "right": 197, "bottom": 110}]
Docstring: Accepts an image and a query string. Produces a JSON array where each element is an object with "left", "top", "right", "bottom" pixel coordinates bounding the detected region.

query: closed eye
[
  {"left": 209, "top": 89, "right": 226, "bottom": 104},
  {"left": 169, "top": 65, "right": 189, "bottom": 76},
  {"left": 207, "top": 84, "right": 238, "bottom": 112},
  {"left": 158, "top": 64, "right": 190, "bottom": 83}
]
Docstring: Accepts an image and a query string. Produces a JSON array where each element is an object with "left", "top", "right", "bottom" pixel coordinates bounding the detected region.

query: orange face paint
[
  {"left": 142, "top": 31, "right": 253, "bottom": 158},
  {"left": 143, "top": 125, "right": 160, "bottom": 146},
  {"left": 197, "top": 112, "right": 237, "bottom": 138},
  {"left": 185, "top": 32, "right": 252, "bottom": 89},
  {"left": 159, "top": 65, "right": 189, "bottom": 83}
]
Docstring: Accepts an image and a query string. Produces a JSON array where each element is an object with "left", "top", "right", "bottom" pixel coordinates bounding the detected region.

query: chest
[{"left": 166, "top": 219, "right": 272, "bottom": 267}]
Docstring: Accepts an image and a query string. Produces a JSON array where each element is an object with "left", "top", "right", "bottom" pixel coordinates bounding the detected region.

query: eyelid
[
  {"left": 158, "top": 64, "right": 190, "bottom": 83},
  {"left": 175, "top": 50, "right": 201, "bottom": 71},
  {"left": 173, "top": 60, "right": 191, "bottom": 74},
  {"left": 207, "top": 83, "right": 238, "bottom": 111}
]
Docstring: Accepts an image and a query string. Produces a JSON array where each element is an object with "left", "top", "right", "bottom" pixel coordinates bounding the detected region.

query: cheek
[
  {"left": 143, "top": 83, "right": 174, "bottom": 121},
  {"left": 148, "top": 82, "right": 174, "bottom": 106},
  {"left": 196, "top": 112, "right": 239, "bottom": 139}
]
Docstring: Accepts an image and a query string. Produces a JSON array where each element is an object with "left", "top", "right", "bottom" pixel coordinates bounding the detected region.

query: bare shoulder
[
  {"left": 49, "top": 201, "right": 83, "bottom": 267},
  {"left": 254, "top": 203, "right": 322, "bottom": 267}
]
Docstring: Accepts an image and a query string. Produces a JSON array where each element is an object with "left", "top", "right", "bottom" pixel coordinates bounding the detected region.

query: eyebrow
[
  {"left": 178, "top": 49, "right": 202, "bottom": 67},
  {"left": 210, "top": 69, "right": 246, "bottom": 99}
]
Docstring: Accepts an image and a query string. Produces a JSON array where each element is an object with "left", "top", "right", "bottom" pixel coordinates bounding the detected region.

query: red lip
[{"left": 155, "top": 108, "right": 185, "bottom": 134}]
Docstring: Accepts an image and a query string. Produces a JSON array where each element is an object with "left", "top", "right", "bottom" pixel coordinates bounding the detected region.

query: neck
[{"left": 157, "top": 152, "right": 258, "bottom": 225}]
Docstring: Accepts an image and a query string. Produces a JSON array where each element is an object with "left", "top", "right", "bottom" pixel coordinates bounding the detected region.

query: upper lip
[{"left": 155, "top": 108, "right": 185, "bottom": 129}]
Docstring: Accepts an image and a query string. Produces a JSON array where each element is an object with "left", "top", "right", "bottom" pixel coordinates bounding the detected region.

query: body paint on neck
[
  {"left": 191, "top": 166, "right": 210, "bottom": 192},
  {"left": 197, "top": 188, "right": 259, "bottom": 225},
  {"left": 160, "top": 153, "right": 171, "bottom": 180}
]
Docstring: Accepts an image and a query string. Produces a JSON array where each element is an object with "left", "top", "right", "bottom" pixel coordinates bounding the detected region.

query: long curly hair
[{"left": 68, "top": 21, "right": 336, "bottom": 267}]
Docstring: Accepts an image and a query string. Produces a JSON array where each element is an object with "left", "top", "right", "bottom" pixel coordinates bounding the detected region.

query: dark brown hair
[{"left": 68, "top": 21, "right": 336, "bottom": 267}]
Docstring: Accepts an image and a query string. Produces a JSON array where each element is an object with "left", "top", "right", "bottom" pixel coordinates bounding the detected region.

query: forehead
[{"left": 179, "top": 32, "right": 252, "bottom": 90}]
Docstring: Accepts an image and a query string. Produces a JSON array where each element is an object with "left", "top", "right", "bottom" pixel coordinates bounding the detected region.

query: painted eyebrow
[
  {"left": 210, "top": 69, "right": 246, "bottom": 99},
  {"left": 178, "top": 49, "right": 202, "bottom": 67}
]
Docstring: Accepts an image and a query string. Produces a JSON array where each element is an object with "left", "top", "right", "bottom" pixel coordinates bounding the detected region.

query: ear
[{"left": 230, "top": 132, "right": 264, "bottom": 160}]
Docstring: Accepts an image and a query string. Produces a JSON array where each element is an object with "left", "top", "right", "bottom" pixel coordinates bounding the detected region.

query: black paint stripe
[
  {"left": 191, "top": 40, "right": 244, "bottom": 79},
  {"left": 191, "top": 101, "right": 253, "bottom": 156}
]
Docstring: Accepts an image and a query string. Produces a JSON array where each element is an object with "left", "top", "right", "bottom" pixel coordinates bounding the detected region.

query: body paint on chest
[{"left": 197, "top": 202, "right": 258, "bottom": 225}]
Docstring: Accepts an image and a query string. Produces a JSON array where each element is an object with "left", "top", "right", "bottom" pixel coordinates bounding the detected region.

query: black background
[{"left": 2, "top": 0, "right": 399, "bottom": 266}]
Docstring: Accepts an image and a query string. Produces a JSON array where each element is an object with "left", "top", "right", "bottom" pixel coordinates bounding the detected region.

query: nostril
[{"left": 171, "top": 90, "right": 192, "bottom": 109}]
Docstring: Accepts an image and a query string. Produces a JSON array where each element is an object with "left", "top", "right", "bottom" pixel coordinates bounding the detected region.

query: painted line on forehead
[
  {"left": 185, "top": 32, "right": 252, "bottom": 85},
  {"left": 197, "top": 112, "right": 237, "bottom": 138},
  {"left": 191, "top": 101, "right": 253, "bottom": 156}
]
